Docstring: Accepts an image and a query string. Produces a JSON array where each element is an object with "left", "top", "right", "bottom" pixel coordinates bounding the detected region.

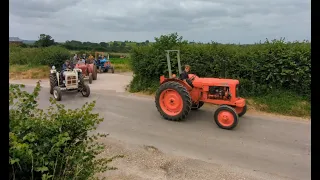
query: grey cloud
[{"left": 9, "top": 0, "right": 310, "bottom": 43}]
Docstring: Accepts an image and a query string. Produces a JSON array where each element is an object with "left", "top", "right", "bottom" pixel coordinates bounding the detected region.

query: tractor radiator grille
[{"left": 67, "top": 76, "right": 77, "bottom": 85}]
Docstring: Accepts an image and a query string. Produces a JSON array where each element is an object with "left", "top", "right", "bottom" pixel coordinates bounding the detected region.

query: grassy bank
[
  {"left": 9, "top": 65, "right": 50, "bottom": 79},
  {"left": 110, "top": 58, "right": 131, "bottom": 72}
]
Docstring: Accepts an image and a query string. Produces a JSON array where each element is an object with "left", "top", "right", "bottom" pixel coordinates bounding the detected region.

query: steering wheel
[
  {"left": 186, "top": 75, "right": 196, "bottom": 88},
  {"left": 189, "top": 75, "right": 196, "bottom": 81}
]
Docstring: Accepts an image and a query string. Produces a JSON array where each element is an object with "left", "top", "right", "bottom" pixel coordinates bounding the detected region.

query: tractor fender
[{"left": 160, "top": 76, "right": 193, "bottom": 91}]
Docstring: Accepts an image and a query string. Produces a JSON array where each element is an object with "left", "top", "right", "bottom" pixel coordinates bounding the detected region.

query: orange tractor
[{"left": 155, "top": 50, "right": 247, "bottom": 130}]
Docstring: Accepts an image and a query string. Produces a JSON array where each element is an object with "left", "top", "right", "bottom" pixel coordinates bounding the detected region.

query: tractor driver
[
  {"left": 180, "top": 65, "right": 190, "bottom": 81},
  {"left": 61, "top": 60, "right": 73, "bottom": 82},
  {"left": 179, "top": 65, "right": 194, "bottom": 87}
]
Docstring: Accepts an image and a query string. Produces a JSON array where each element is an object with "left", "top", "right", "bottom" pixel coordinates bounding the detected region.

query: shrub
[
  {"left": 10, "top": 45, "right": 70, "bottom": 71},
  {"left": 129, "top": 33, "right": 311, "bottom": 99},
  {"left": 9, "top": 82, "right": 122, "bottom": 180}
]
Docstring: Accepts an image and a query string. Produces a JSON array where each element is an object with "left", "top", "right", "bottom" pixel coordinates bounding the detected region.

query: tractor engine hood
[{"left": 188, "top": 74, "right": 239, "bottom": 86}]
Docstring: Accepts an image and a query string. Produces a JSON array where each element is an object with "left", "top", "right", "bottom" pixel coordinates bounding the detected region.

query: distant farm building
[{"left": 9, "top": 37, "right": 23, "bottom": 45}]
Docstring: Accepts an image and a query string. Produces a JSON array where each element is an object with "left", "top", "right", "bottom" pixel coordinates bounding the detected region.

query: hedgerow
[
  {"left": 10, "top": 45, "right": 70, "bottom": 71},
  {"left": 9, "top": 82, "right": 122, "bottom": 180},
  {"left": 129, "top": 33, "right": 311, "bottom": 99}
]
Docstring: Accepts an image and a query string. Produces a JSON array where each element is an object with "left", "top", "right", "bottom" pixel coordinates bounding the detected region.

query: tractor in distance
[
  {"left": 49, "top": 65, "right": 91, "bottom": 101},
  {"left": 155, "top": 50, "right": 247, "bottom": 130},
  {"left": 94, "top": 52, "right": 114, "bottom": 73}
]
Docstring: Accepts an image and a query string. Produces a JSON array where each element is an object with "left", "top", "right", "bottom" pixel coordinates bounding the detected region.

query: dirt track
[{"left": 10, "top": 72, "right": 311, "bottom": 180}]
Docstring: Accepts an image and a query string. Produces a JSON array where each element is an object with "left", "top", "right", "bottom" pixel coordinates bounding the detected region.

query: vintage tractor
[
  {"left": 155, "top": 50, "right": 247, "bottom": 130},
  {"left": 74, "top": 63, "right": 98, "bottom": 84},
  {"left": 49, "top": 66, "right": 91, "bottom": 101},
  {"left": 94, "top": 52, "right": 114, "bottom": 73}
]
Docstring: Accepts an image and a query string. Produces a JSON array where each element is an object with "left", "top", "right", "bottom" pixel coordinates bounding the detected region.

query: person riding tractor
[
  {"left": 100, "top": 56, "right": 109, "bottom": 64},
  {"left": 61, "top": 60, "right": 73, "bottom": 85},
  {"left": 88, "top": 54, "right": 94, "bottom": 63}
]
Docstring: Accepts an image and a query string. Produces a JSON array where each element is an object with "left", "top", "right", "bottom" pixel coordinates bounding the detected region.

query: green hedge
[
  {"left": 129, "top": 33, "right": 311, "bottom": 99},
  {"left": 10, "top": 45, "right": 70, "bottom": 70},
  {"left": 9, "top": 83, "right": 122, "bottom": 179}
]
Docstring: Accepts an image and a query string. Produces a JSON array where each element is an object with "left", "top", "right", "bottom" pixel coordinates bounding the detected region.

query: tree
[
  {"left": 100, "top": 42, "right": 109, "bottom": 47},
  {"left": 120, "top": 42, "right": 126, "bottom": 47},
  {"left": 35, "top": 34, "right": 55, "bottom": 47}
]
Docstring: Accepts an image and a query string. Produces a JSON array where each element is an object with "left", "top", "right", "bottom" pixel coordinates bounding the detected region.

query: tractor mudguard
[{"left": 160, "top": 75, "right": 193, "bottom": 91}]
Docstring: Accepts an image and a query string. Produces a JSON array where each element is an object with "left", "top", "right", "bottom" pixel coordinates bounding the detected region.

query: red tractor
[
  {"left": 155, "top": 50, "right": 247, "bottom": 130},
  {"left": 74, "top": 62, "right": 97, "bottom": 84}
]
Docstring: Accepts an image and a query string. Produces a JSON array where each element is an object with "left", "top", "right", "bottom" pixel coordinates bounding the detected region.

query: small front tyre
[
  {"left": 81, "top": 84, "right": 90, "bottom": 97},
  {"left": 214, "top": 105, "right": 239, "bottom": 130},
  {"left": 53, "top": 86, "right": 62, "bottom": 101}
]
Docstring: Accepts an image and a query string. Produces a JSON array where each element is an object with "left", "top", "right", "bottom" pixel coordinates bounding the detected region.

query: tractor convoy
[{"left": 49, "top": 50, "right": 247, "bottom": 130}]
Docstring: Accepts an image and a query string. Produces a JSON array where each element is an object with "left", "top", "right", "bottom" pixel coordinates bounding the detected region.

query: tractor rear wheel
[
  {"left": 155, "top": 81, "right": 192, "bottom": 121},
  {"left": 88, "top": 73, "right": 93, "bottom": 84},
  {"left": 49, "top": 73, "right": 58, "bottom": 94},
  {"left": 78, "top": 73, "right": 85, "bottom": 89},
  {"left": 92, "top": 66, "right": 97, "bottom": 80},
  {"left": 235, "top": 104, "right": 247, "bottom": 117},
  {"left": 214, "top": 105, "right": 239, "bottom": 130},
  {"left": 191, "top": 101, "right": 204, "bottom": 110}
]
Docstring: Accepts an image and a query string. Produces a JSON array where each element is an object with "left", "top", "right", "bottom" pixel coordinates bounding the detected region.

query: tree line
[{"left": 20, "top": 34, "right": 153, "bottom": 53}]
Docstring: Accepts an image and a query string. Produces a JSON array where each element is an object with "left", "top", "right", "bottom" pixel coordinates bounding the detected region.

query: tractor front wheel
[
  {"left": 191, "top": 101, "right": 204, "bottom": 110},
  {"left": 81, "top": 84, "right": 90, "bottom": 97},
  {"left": 235, "top": 104, "right": 247, "bottom": 117},
  {"left": 214, "top": 105, "right": 239, "bottom": 130},
  {"left": 53, "top": 86, "right": 62, "bottom": 101},
  {"left": 155, "top": 81, "right": 192, "bottom": 121}
]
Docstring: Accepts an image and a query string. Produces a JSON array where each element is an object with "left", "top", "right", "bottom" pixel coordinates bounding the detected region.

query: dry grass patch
[{"left": 9, "top": 65, "right": 50, "bottom": 80}]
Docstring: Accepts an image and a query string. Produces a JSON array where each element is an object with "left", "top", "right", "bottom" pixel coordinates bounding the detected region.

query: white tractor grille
[{"left": 67, "top": 76, "right": 77, "bottom": 86}]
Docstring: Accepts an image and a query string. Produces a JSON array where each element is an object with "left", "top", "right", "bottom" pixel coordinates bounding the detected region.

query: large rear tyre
[
  {"left": 81, "top": 84, "right": 90, "bottom": 97},
  {"left": 53, "top": 86, "right": 62, "bottom": 101},
  {"left": 88, "top": 73, "right": 93, "bottom": 84},
  {"left": 235, "top": 104, "right": 247, "bottom": 117},
  {"left": 92, "top": 66, "right": 97, "bottom": 80},
  {"left": 214, "top": 105, "right": 239, "bottom": 130},
  {"left": 155, "top": 81, "right": 192, "bottom": 121},
  {"left": 78, "top": 73, "right": 85, "bottom": 88},
  {"left": 49, "top": 73, "right": 58, "bottom": 94},
  {"left": 191, "top": 101, "right": 204, "bottom": 110}
]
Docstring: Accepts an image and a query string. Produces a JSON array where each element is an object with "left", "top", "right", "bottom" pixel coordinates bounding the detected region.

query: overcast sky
[{"left": 9, "top": 0, "right": 310, "bottom": 43}]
